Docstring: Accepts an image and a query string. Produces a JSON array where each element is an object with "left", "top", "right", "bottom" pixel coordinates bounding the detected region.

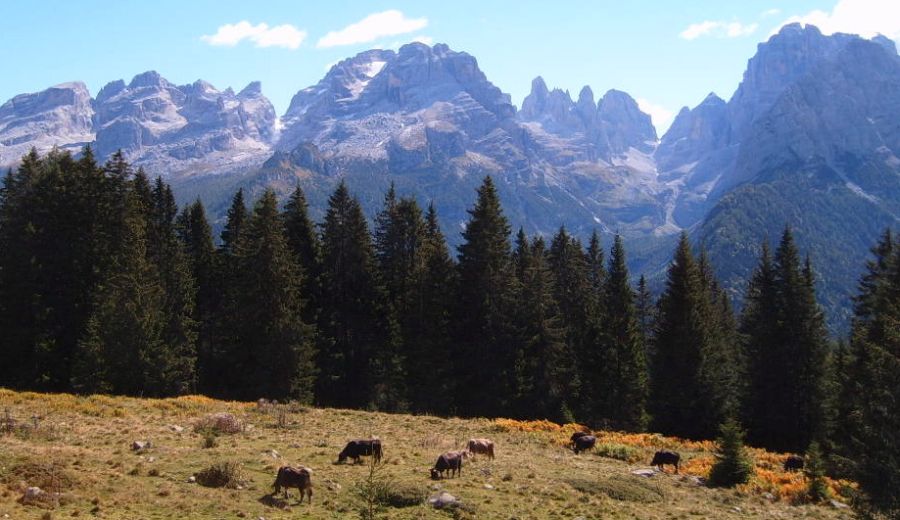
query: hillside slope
[{"left": 0, "top": 391, "right": 853, "bottom": 519}]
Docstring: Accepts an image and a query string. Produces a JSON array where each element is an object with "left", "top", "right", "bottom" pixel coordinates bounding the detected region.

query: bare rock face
[
  {"left": 270, "top": 43, "right": 665, "bottom": 240},
  {"left": 519, "top": 79, "right": 657, "bottom": 161},
  {"left": 93, "top": 71, "right": 276, "bottom": 176},
  {"left": 0, "top": 82, "right": 94, "bottom": 166}
]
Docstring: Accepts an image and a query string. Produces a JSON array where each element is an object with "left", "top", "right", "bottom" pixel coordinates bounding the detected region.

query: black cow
[
  {"left": 337, "top": 439, "right": 383, "bottom": 464},
  {"left": 650, "top": 450, "right": 680, "bottom": 474},
  {"left": 570, "top": 431, "right": 590, "bottom": 443},
  {"left": 783, "top": 455, "right": 805, "bottom": 472},
  {"left": 572, "top": 434, "right": 597, "bottom": 454},
  {"left": 431, "top": 451, "right": 463, "bottom": 479},
  {"left": 272, "top": 466, "right": 312, "bottom": 503}
]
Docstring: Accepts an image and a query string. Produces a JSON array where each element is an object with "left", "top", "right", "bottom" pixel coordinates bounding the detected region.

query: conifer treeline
[{"left": 0, "top": 151, "right": 898, "bottom": 512}]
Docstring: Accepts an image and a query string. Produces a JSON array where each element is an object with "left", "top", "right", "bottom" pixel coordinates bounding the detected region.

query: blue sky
[{"left": 1, "top": 0, "right": 896, "bottom": 134}]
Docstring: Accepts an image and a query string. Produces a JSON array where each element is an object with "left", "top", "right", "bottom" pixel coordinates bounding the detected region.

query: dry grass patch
[
  {"left": 195, "top": 461, "right": 246, "bottom": 488},
  {"left": 193, "top": 412, "right": 243, "bottom": 434}
]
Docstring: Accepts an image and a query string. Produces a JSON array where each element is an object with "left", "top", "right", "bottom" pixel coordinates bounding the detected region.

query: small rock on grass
[{"left": 429, "top": 491, "right": 458, "bottom": 509}]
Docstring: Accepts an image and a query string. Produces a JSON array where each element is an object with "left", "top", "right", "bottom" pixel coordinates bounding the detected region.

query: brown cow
[
  {"left": 431, "top": 451, "right": 463, "bottom": 479},
  {"left": 273, "top": 466, "right": 312, "bottom": 503},
  {"left": 466, "top": 438, "right": 495, "bottom": 460}
]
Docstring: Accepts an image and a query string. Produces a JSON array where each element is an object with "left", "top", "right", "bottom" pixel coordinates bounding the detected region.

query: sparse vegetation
[{"left": 195, "top": 461, "right": 245, "bottom": 489}]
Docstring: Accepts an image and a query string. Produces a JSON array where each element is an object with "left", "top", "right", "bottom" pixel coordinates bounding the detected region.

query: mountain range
[{"left": 2, "top": 23, "right": 898, "bottom": 331}]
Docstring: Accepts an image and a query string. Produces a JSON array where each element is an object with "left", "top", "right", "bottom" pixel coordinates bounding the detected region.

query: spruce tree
[
  {"left": 454, "top": 176, "right": 517, "bottom": 417},
  {"left": 221, "top": 190, "right": 317, "bottom": 401},
  {"left": 221, "top": 188, "right": 248, "bottom": 254},
  {"left": 405, "top": 202, "right": 457, "bottom": 414},
  {"left": 743, "top": 228, "right": 829, "bottom": 452},
  {"left": 598, "top": 235, "right": 649, "bottom": 431},
  {"left": 511, "top": 235, "right": 571, "bottom": 421},
  {"left": 71, "top": 188, "right": 169, "bottom": 395},
  {"left": 282, "top": 186, "right": 322, "bottom": 325},
  {"left": 177, "top": 200, "right": 219, "bottom": 394},
  {"left": 650, "top": 233, "right": 725, "bottom": 439},
  {"left": 318, "top": 181, "right": 403, "bottom": 410},
  {"left": 708, "top": 418, "right": 754, "bottom": 487},
  {"left": 838, "top": 229, "right": 900, "bottom": 515}
]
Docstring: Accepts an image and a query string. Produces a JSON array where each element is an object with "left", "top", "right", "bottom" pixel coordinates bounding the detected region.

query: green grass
[{"left": 0, "top": 389, "right": 850, "bottom": 519}]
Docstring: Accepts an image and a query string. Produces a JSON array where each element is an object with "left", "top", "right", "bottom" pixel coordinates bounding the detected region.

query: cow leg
[
  {"left": 675, "top": 462, "right": 679, "bottom": 475},
  {"left": 308, "top": 488, "right": 313, "bottom": 503}
]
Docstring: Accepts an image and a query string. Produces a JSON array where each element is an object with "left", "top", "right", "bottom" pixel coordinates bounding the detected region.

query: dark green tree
[
  {"left": 318, "top": 181, "right": 403, "bottom": 410},
  {"left": 453, "top": 176, "right": 517, "bottom": 417},
  {"left": 220, "top": 190, "right": 317, "bottom": 401},
  {"left": 177, "top": 200, "right": 219, "bottom": 394},
  {"left": 837, "top": 228, "right": 900, "bottom": 516},
  {"left": 742, "top": 228, "right": 829, "bottom": 452},
  {"left": 597, "top": 235, "right": 649, "bottom": 431},
  {"left": 282, "top": 186, "right": 322, "bottom": 325},
  {"left": 220, "top": 188, "right": 248, "bottom": 254},
  {"left": 708, "top": 418, "right": 754, "bottom": 487},
  {"left": 650, "top": 233, "right": 727, "bottom": 439},
  {"left": 511, "top": 235, "right": 571, "bottom": 421}
]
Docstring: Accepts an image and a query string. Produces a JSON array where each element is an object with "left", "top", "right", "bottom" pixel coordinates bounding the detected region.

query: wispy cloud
[
  {"left": 774, "top": 0, "right": 900, "bottom": 40},
  {"left": 637, "top": 98, "right": 675, "bottom": 134},
  {"left": 317, "top": 10, "right": 428, "bottom": 48},
  {"left": 762, "top": 8, "right": 782, "bottom": 17},
  {"left": 202, "top": 21, "right": 306, "bottom": 49},
  {"left": 680, "top": 20, "right": 759, "bottom": 40}
]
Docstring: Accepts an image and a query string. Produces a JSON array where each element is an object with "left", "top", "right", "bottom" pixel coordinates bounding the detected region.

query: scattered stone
[
  {"left": 268, "top": 450, "right": 280, "bottom": 459},
  {"left": 830, "top": 499, "right": 850, "bottom": 509},
  {"left": 483, "top": 484, "right": 494, "bottom": 490},
  {"left": 731, "top": 506, "right": 742, "bottom": 513},
  {"left": 763, "top": 492, "right": 776, "bottom": 501},
  {"left": 168, "top": 425, "right": 184, "bottom": 433},
  {"left": 24, "top": 487, "right": 44, "bottom": 500},
  {"left": 131, "top": 440, "right": 151, "bottom": 451},
  {"left": 631, "top": 469, "right": 657, "bottom": 478},
  {"left": 188, "top": 476, "right": 196, "bottom": 483},
  {"left": 428, "top": 491, "right": 459, "bottom": 509},
  {"left": 147, "top": 456, "right": 156, "bottom": 463}
]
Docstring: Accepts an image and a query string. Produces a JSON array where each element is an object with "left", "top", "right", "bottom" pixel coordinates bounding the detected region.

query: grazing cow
[
  {"left": 572, "top": 434, "right": 597, "bottom": 454},
  {"left": 466, "top": 438, "right": 495, "bottom": 460},
  {"left": 273, "top": 466, "right": 312, "bottom": 503},
  {"left": 570, "top": 431, "right": 590, "bottom": 448},
  {"left": 650, "top": 450, "right": 681, "bottom": 474},
  {"left": 783, "top": 455, "right": 805, "bottom": 472},
  {"left": 337, "top": 439, "right": 383, "bottom": 464},
  {"left": 431, "top": 451, "right": 464, "bottom": 479}
]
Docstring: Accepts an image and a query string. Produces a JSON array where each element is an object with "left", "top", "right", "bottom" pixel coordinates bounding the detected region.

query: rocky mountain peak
[
  {"left": 238, "top": 81, "right": 263, "bottom": 97},
  {"left": 0, "top": 82, "right": 95, "bottom": 166},
  {"left": 871, "top": 34, "right": 898, "bottom": 54},
  {"left": 577, "top": 85, "right": 595, "bottom": 108},
  {"left": 129, "top": 70, "right": 168, "bottom": 89}
]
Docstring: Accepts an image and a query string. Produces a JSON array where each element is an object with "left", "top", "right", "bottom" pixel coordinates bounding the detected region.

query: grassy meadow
[{"left": 0, "top": 390, "right": 854, "bottom": 519}]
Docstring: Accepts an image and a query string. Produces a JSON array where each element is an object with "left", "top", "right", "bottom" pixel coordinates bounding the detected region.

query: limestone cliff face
[{"left": 0, "top": 82, "right": 94, "bottom": 165}]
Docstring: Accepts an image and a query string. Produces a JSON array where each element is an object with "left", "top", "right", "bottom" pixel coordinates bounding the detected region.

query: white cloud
[
  {"left": 774, "top": 0, "right": 900, "bottom": 40},
  {"left": 762, "top": 8, "right": 782, "bottom": 17},
  {"left": 680, "top": 20, "right": 758, "bottom": 40},
  {"left": 202, "top": 21, "right": 306, "bottom": 49},
  {"left": 411, "top": 35, "right": 434, "bottom": 45},
  {"left": 317, "top": 10, "right": 428, "bottom": 48},
  {"left": 637, "top": 98, "right": 675, "bottom": 134}
]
